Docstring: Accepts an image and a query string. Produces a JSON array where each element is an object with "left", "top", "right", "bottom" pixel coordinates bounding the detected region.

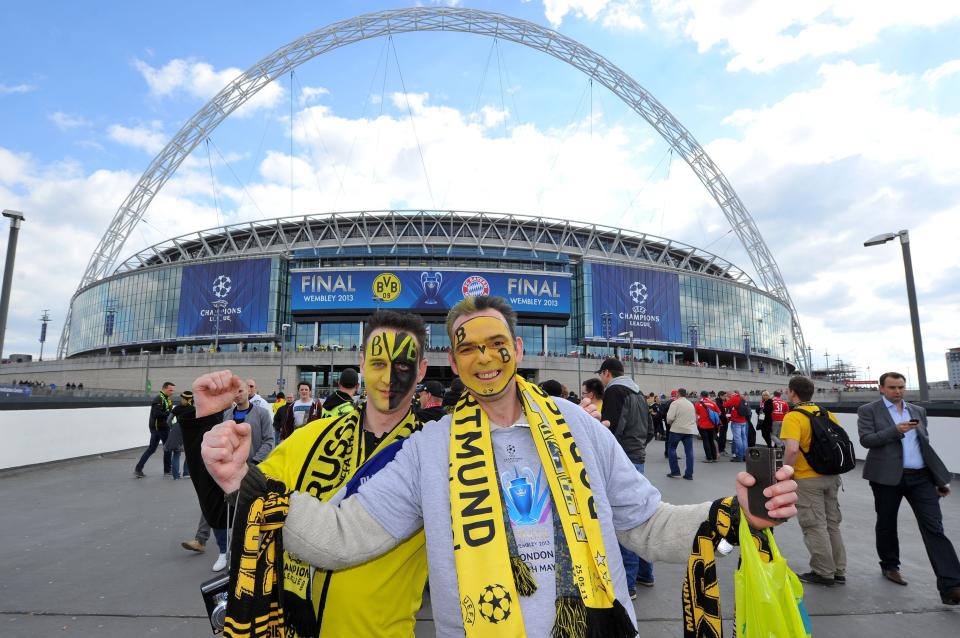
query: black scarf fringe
[
  {"left": 511, "top": 554, "right": 538, "bottom": 596},
  {"left": 584, "top": 600, "right": 638, "bottom": 638}
]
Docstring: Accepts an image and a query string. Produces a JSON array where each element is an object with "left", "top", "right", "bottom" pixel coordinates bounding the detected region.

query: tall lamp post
[
  {"left": 743, "top": 331, "right": 751, "bottom": 372},
  {"left": 689, "top": 324, "right": 699, "bottom": 365},
  {"left": 0, "top": 210, "right": 25, "bottom": 360},
  {"left": 617, "top": 331, "right": 635, "bottom": 378},
  {"left": 779, "top": 335, "right": 788, "bottom": 375},
  {"left": 278, "top": 323, "right": 290, "bottom": 393},
  {"left": 39, "top": 310, "right": 51, "bottom": 361},
  {"left": 601, "top": 313, "right": 612, "bottom": 355},
  {"left": 864, "top": 230, "right": 929, "bottom": 401}
]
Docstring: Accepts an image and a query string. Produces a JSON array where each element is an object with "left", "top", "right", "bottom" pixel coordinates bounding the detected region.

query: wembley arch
[{"left": 59, "top": 6, "right": 810, "bottom": 370}]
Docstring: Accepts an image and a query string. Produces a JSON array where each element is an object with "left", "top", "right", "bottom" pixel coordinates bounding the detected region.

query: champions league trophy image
[
  {"left": 502, "top": 467, "right": 550, "bottom": 525},
  {"left": 509, "top": 476, "right": 534, "bottom": 523},
  {"left": 420, "top": 271, "right": 443, "bottom": 304}
]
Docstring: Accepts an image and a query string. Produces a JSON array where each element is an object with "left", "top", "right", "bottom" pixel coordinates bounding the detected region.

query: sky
[{"left": 1, "top": 0, "right": 958, "bottom": 385}]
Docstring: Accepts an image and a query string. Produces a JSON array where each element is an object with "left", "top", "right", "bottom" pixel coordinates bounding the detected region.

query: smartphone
[{"left": 745, "top": 446, "right": 784, "bottom": 521}]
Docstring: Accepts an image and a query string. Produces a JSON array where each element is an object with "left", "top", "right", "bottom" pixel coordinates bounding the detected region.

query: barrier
[
  {"left": 1, "top": 406, "right": 149, "bottom": 470},
  {"left": 2, "top": 401, "right": 957, "bottom": 474}
]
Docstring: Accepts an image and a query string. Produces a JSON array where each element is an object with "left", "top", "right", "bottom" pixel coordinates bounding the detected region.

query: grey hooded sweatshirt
[{"left": 600, "top": 375, "right": 652, "bottom": 464}]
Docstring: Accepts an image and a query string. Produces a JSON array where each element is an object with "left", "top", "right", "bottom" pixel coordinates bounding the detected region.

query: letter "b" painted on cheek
[{"left": 498, "top": 348, "right": 511, "bottom": 363}]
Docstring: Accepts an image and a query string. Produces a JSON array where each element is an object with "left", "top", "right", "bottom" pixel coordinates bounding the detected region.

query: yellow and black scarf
[
  {"left": 449, "top": 376, "right": 635, "bottom": 638},
  {"left": 224, "top": 408, "right": 421, "bottom": 637},
  {"left": 682, "top": 496, "right": 772, "bottom": 638}
]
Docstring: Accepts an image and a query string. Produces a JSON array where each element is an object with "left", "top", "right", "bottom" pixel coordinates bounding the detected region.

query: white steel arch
[{"left": 60, "top": 6, "right": 809, "bottom": 369}]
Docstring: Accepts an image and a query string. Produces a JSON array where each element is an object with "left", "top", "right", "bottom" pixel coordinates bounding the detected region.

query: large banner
[
  {"left": 177, "top": 258, "right": 271, "bottom": 337},
  {"left": 291, "top": 268, "right": 571, "bottom": 316},
  {"left": 590, "top": 263, "right": 681, "bottom": 343}
]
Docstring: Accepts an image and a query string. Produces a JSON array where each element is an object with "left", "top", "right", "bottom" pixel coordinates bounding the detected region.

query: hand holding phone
[{"left": 745, "top": 446, "right": 784, "bottom": 522}]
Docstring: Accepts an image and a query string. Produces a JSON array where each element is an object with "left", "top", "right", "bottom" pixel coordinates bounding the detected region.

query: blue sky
[{"left": 1, "top": 0, "right": 959, "bottom": 384}]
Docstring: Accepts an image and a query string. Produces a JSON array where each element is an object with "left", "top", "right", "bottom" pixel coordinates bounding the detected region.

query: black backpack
[{"left": 793, "top": 408, "right": 856, "bottom": 475}]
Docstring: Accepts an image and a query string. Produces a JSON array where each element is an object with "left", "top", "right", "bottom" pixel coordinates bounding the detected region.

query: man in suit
[{"left": 857, "top": 371, "right": 960, "bottom": 605}]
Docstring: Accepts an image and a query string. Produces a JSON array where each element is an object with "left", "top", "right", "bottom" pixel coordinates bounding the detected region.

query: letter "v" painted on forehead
[
  {"left": 477, "top": 345, "right": 486, "bottom": 354},
  {"left": 386, "top": 331, "right": 416, "bottom": 362}
]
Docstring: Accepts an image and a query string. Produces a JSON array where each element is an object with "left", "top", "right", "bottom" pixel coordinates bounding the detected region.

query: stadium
[
  {"left": 59, "top": 208, "right": 797, "bottom": 390},
  {"left": 2, "top": 7, "right": 810, "bottom": 394}
]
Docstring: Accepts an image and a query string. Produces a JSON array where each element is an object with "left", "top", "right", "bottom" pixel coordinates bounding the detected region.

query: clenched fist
[
  {"left": 202, "top": 420, "right": 252, "bottom": 494},
  {"left": 193, "top": 370, "right": 243, "bottom": 418}
]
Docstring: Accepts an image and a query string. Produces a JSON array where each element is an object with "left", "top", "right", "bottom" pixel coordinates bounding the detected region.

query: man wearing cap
[
  {"left": 322, "top": 367, "right": 360, "bottom": 418},
  {"left": 596, "top": 357, "right": 656, "bottom": 594},
  {"left": 417, "top": 380, "right": 446, "bottom": 422}
]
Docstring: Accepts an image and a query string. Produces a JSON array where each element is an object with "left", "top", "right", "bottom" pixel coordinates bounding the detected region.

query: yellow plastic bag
[{"left": 734, "top": 512, "right": 812, "bottom": 637}]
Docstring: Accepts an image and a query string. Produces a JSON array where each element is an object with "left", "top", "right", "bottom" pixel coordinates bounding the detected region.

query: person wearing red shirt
[
  {"left": 694, "top": 390, "right": 721, "bottom": 462},
  {"left": 771, "top": 390, "right": 791, "bottom": 446},
  {"left": 725, "top": 390, "right": 748, "bottom": 461}
]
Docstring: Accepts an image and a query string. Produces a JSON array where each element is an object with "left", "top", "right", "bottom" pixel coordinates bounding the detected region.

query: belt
[{"left": 902, "top": 468, "right": 929, "bottom": 475}]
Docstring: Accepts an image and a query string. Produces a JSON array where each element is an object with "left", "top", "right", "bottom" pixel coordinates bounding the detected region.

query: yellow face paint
[
  {"left": 363, "top": 329, "right": 420, "bottom": 413},
  {"left": 452, "top": 315, "right": 517, "bottom": 397}
]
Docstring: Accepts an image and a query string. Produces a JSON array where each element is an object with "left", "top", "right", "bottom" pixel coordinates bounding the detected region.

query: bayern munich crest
[{"left": 462, "top": 275, "right": 490, "bottom": 297}]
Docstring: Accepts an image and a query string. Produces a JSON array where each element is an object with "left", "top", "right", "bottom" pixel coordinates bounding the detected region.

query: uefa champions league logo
[
  {"left": 212, "top": 275, "right": 232, "bottom": 299},
  {"left": 628, "top": 281, "right": 647, "bottom": 313}
]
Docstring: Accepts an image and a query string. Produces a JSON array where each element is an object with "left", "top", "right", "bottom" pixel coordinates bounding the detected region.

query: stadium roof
[{"left": 111, "top": 210, "right": 756, "bottom": 286}]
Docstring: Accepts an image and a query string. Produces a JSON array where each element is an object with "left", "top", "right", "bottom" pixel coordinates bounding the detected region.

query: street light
[
  {"left": 0, "top": 210, "right": 25, "bottom": 359},
  {"left": 779, "top": 335, "right": 788, "bottom": 376},
  {"left": 601, "top": 312, "right": 612, "bottom": 355},
  {"left": 689, "top": 324, "right": 699, "bottom": 365},
  {"left": 743, "top": 331, "right": 751, "bottom": 371},
  {"left": 864, "top": 229, "right": 928, "bottom": 401},
  {"left": 278, "top": 323, "right": 291, "bottom": 393},
  {"left": 617, "top": 331, "right": 634, "bottom": 378}
]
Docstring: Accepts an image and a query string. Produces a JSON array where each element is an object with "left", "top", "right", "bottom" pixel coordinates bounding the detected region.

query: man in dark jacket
[
  {"left": 322, "top": 368, "right": 360, "bottom": 417},
  {"left": 134, "top": 381, "right": 176, "bottom": 478},
  {"left": 415, "top": 380, "right": 446, "bottom": 423},
  {"left": 857, "top": 371, "right": 960, "bottom": 604},
  {"left": 596, "top": 357, "right": 655, "bottom": 594}
]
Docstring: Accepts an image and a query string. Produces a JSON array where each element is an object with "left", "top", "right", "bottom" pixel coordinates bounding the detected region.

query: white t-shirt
[
  {"left": 355, "top": 399, "right": 662, "bottom": 637},
  {"left": 292, "top": 399, "right": 313, "bottom": 428}
]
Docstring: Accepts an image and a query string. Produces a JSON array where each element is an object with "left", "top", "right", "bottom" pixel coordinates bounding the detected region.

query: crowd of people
[{"left": 125, "top": 295, "right": 958, "bottom": 637}]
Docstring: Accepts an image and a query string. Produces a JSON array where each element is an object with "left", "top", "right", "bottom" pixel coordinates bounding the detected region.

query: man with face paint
[
  {"left": 206, "top": 297, "right": 801, "bottom": 638},
  {"left": 196, "top": 310, "right": 430, "bottom": 638}
]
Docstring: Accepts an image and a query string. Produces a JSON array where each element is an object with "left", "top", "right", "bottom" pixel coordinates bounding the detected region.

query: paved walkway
[{"left": 2, "top": 446, "right": 958, "bottom": 637}]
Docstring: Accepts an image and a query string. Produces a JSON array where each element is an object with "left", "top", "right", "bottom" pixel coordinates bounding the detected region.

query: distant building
[{"left": 947, "top": 347, "right": 960, "bottom": 388}]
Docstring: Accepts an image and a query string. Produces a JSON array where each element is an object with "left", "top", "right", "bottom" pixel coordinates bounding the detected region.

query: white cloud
[
  {"left": 299, "top": 86, "right": 329, "bottom": 105},
  {"left": 543, "top": 0, "right": 645, "bottom": 30},
  {"left": 133, "top": 58, "right": 284, "bottom": 115},
  {"left": 923, "top": 59, "right": 960, "bottom": 85},
  {"left": 649, "top": 1, "right": 960, "bottom": 72},
  {"left": 49, "top": 112, "right": 91, "bottom": 131},
  {"left": 107, "top": 123, "right": 167, "bottom": 154},
  {"left": 601, "top": 1, "right": 646, "bottom": 31},
  {"left": 0, "top": 83, "right": 38, "bottom": 95},
  {"left": 686, "top": 60, "right": 960, "bottom": 379},
  {"left": 480, "top": 106, "right": 509, "bottom": 129}
]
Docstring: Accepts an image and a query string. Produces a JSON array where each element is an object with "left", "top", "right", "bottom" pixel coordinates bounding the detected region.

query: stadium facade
[{"left": 64, "top": 210, "right": 796, "bottom": 389}]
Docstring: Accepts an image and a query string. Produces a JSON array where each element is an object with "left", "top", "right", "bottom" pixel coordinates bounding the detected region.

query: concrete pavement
[{"left": 1, "top": 445, "right": 957, "bottom": 637}]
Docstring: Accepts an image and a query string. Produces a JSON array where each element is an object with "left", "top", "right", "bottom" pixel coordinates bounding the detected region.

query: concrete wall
[
  {"left": 3, "top": 403, "right": 956, "bottom": 474},
  {"left": 834, "top": 412, "right": 959, "bottom": 475},
  {"left": 1, "top": 406, "right": 149, "bottom": 470},
  {"left": 0, "top": 351, "right": 824, "bottom": 397}
]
